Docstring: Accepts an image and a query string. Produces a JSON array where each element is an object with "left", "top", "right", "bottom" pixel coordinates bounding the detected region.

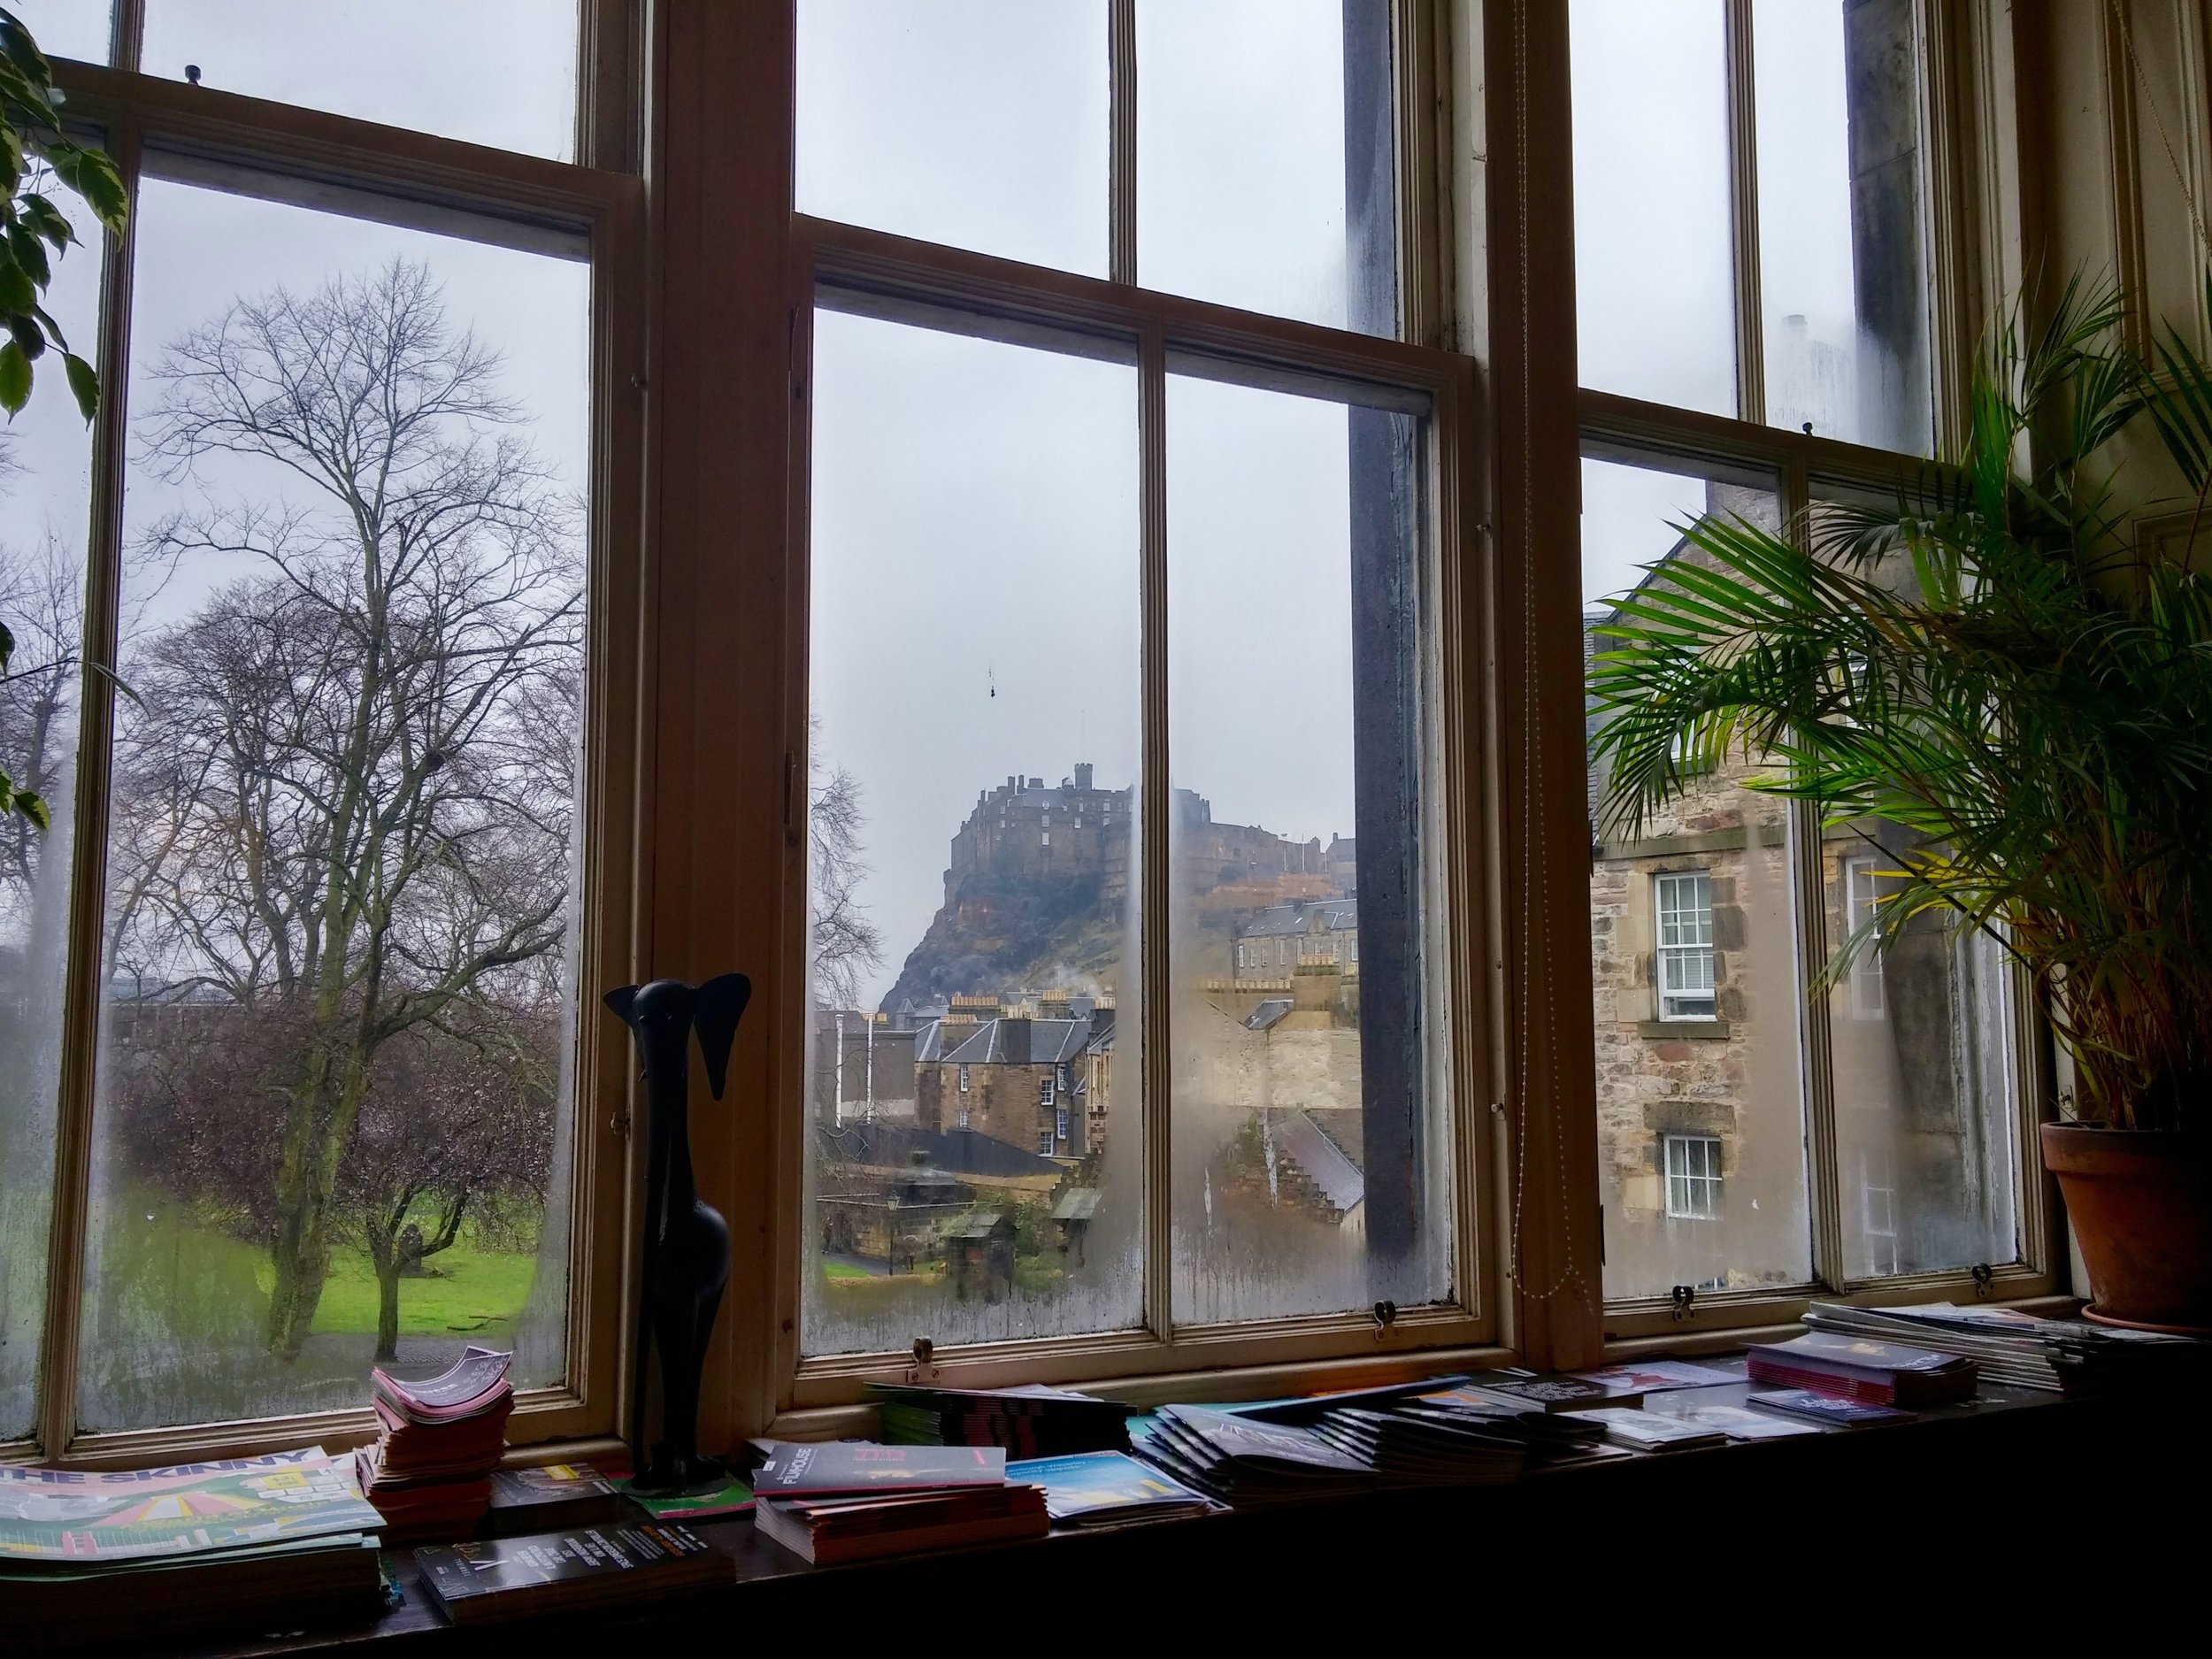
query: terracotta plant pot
[{"left": 2041, "top": 1124, "right": 2212, "bottom": 1332}]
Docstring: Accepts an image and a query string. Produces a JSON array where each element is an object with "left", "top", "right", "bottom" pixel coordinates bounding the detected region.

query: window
[
  {"left": 1574, "top": 0, "right": 2046, "bottom": 1332},
  {"left": 1663, "top": 1134, "right": 1724, "bottom": 1222},
  {"left": 796, "top": 1, "right": 1474, "bottom": 1379},
  {"left": 8, "top": 10, "right": 629, "bottom": 1460},
  {"left": 1571, "top": 0, "right": 1934, "bottom": 451},
  {"left": 1843, "top": 856, "right": 1887, "bottom": 1018},
  {"left": 1654, "top": 872, "right": 1717, "bottom": 1022},
  {"left": 4, "top": 0, "right": 2045, "bottom": 1461},
  {"left": 143, "top": 2, "right": 582, "bottom": 161}
]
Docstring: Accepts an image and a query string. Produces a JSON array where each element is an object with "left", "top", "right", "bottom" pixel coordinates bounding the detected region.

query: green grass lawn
[
  {"left": 109, "top": 1193, "right": 540, "bottom": 1340},
  {"left": 257, "top": 1240, "right": 539, "bottom": 1340}
]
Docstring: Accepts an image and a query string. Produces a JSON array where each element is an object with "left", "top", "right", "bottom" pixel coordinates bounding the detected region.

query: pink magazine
[{"left": 372, "top": 1346, "right": 514, "bottom": 1421}]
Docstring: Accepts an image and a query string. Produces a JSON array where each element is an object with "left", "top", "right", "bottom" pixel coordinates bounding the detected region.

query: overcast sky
[
  {"left": 2, "top": 0, "right": 1883, "bottom": 1014},
  {"left": 802, "top": 0, "right": 1363, "bottom": 1010},
  {"left": 1574, "top": 0, "right": 1876, "bottom": 610}
]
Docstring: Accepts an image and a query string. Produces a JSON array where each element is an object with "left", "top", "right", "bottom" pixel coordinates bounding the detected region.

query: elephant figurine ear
[
  {"left": 691, "top": 973, "right": 752, "bottom": 1100},
  {"left": 603, "top": 985, "right": 641, "bottom": 1028}
]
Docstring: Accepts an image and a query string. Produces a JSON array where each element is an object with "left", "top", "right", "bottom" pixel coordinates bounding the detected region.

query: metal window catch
[
  {"left": 908, "top": 1336, "right": 939, "bottom": 1383},
  {"left": 1371, "top": 1300, "right": 1398, "bottom": 1340},
  {"left": 1971, "top": 1263, "right": 1994, "bottom": 1299},
  {"left": 1669, "top": 1284, "right": 1697, "bottom": 1321}
]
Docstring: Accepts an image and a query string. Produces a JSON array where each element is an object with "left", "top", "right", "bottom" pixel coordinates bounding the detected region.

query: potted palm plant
[{"left": 1587, "top": 279, "right": 2212, "bottom": 1330}]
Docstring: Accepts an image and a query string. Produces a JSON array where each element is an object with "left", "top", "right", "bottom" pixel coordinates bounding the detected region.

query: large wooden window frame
[
  {"left": 764, "top": 4, "right": 1498, "bottom": 1428},
  {"left": 12, "top": 2, "right": 647, "bottom": 1468},
  {"left": 1568, "top": 1, "right": 2061, "bottom": 1347},
  {"left": 0, "top": 1, "right": 2061, "bottom": 1465}
]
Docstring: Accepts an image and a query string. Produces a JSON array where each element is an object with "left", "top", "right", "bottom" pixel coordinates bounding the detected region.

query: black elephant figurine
[{"left": 604, "top": 972, "right": 750, "bottom": 1495}]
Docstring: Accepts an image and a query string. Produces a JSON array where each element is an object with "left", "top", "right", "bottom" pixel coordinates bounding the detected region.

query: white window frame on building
[
  {"left": 1662, "top": 1133, "right": 1724, "bottom": 1221},
  {"left": 1654, "top": 871, "right": 1717, "bottom": 1021},
  {"left": 1844, "top": 855, "right": 1888, "bottom": 1018}
]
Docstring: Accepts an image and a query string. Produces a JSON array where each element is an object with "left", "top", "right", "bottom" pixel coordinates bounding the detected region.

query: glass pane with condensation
[
  {"left": 1755, "top": 0, "right": 1932, "bottom": 451},
  {"left": 10, "top": 1, "right": 111, "bottom": 63},
  {"left": 798, "top": 0, "right": 1110, "bottom": 277},
  {"left": 141, "top": 1, "right": 579, "bottom": 160},
  {"left": 1826, "top": 841, "right": 2017, "bottom": 1279},
  {"left": 1583, "top": 455, "right": 1814, "bottom": 1301},
  {"left": 1138, "top": 0, "right": 1397, "bottom": 334},
  {"left": 1571, "top": 0, "right": 1738, "bottom": 416},
  {"left": 803, "top": 304, "right": 1142, "bottom": 1355},
  {"left": 1167, "top": 370, "right": 1450, "bottom": 1325},
  {"left": 76, "top": 179, "right": 589, "bottom": 1431},
  {"left": 0, "top": 188, "right": 101, "bottom": 1440}
]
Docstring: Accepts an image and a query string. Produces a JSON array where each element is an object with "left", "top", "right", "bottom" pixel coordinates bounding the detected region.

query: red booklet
[{"left": 750, "top": 1441, "right": 1007, "bottom": 1498}]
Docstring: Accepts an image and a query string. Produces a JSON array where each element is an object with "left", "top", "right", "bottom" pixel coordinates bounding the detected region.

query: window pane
[
  {"left": 1755, "top": 0, "right": 1932, "bottom": 451},
  {"left": 141, "top": 2, "right": 580, "bottom": 161},
  {"left": 798, "top": 0, "right": 1110, "bottom": 277},
  {"left": 1585, "top": 456, "right": 1812, "bottom": 1299},
  {"left": 0, "top": 188, "right": 102, "bottom": 1440},
  {"left": 1138, "top": 0, "right": 1397, "bottom": 334},
  {"left": 1168, "top": 369, "right": 1449, "bottom": 1324},
  {"left": 1824, "top": 810, "right": 2018, "bottom": 1282},
  {"left": 78, "top": 180, "right": 590, "bottom": 1431},
  {"left": 804, "top": 305, "right": 1142, "bottom": 1355},
  {"left": 1571, "top": 0, "right": 1737, "bottom": 415},
  {"left": 11, "top": 2, "right": 111, "bottom": 63}
]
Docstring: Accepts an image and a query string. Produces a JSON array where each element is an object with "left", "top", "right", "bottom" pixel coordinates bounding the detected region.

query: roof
[
  {"left": 1272, "top": 1109, "right": 1365, "bottom": 1215},
  {"left": 1236, "top": 898, "right": 1359, "bottom": 940},
  {"left": 1050, "top": 1187, "right": 1102, "bottom": 1222},
  {"left": 815, "top": 1122, "right": 1062, "bottom": 1179},
  {"left": 943, "top": 1210, "right": 1017, "bottom": 1240},
  {"left": 941, "top": 1014, "right": 1094, "bottom": 1066},
  {"left": 1244, "top": 997, "right": 1294, "bottom": 1033}
]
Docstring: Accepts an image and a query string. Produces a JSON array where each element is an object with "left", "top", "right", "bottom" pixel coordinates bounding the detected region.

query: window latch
[
  {"left": 908, "top": 1336, "right": 939, "bottom": 1384},
  {"left": 1970, "top": 1263, "right": 1994, "bottom": 1300},
  {"left": 1371, "top": 1299, "right": 1398, "bottom": 1340},
  {"left": 1669, "top": 1284, "right": 1697, "bottom": 1321}
]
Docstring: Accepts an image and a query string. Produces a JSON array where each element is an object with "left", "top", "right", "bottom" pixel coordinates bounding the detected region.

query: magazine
[{"left": 0, "top": 1449, "right": 381, "bottom": 1566}]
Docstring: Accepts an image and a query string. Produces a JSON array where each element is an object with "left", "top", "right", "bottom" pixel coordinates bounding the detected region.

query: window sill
[
  {"left": 1637, "top": 1018, "right": 1730, "bottom": 1040},
  {"left": 195, "top": 1370, "right": 2207, "bottom": 1649}
]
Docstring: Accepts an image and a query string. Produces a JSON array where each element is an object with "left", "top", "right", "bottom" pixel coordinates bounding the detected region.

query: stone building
[
  {"left": 942, "top": 764, "right": 1342, "bottom": 911},
  {"left": 914, "top": 1002, "right": 1115, "bottom": 1160},
  {"left": 1231, "top": 895, "right": 1361, "bottom": 980},
  {"left": 1586, "top": 499, "right": 2014, "bottom": 1300}
]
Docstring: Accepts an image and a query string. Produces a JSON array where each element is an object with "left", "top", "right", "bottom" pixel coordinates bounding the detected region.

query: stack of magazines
[
  {"left": 356, "top": 1347, "right": 516, "bottom": 1542},
  {"left": 1745, "top": 1331, "right": 1977, "bottom": 1406},
  {"left": 870, "top": 1381, "right": 1132, "bottom": 1457},
  {"left": 1128, "top": 1405, "right": 1376, "bottom": 1505},
  {"left": 1307, "top": 1404, "right": 1527, "bottom": 1484},
  {"left": 1801, "top": 1301, "right": 2212, "bottom": 1393},
  {"left": 749, "top": 1441, "right": 1048, "bottom": 1564},
  {"left": 0, "top": 1448, "right": 385, "bottom": 1648},
  {"left": 1003, "top": 1450, "right": 1217, "bottom": 1528}
]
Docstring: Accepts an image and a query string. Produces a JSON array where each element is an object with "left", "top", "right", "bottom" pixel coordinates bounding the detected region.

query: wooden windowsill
[{"left": 157, "top": 1367, "right": 2212, "bottom": 1650}]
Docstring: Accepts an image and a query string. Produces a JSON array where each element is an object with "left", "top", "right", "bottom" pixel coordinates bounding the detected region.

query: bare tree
[
  {"left": 334, "top": 1008, "right": 556, "bottom": 1360},
  {"left": 109, "top": 998, "right": 557, "bottom": 1362},
  {"left": 810, "top": 739, "right": 882, "bottom": 1010},
  {"left": 111, "top": 259, "right": 582, "bottom": 1358}
]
